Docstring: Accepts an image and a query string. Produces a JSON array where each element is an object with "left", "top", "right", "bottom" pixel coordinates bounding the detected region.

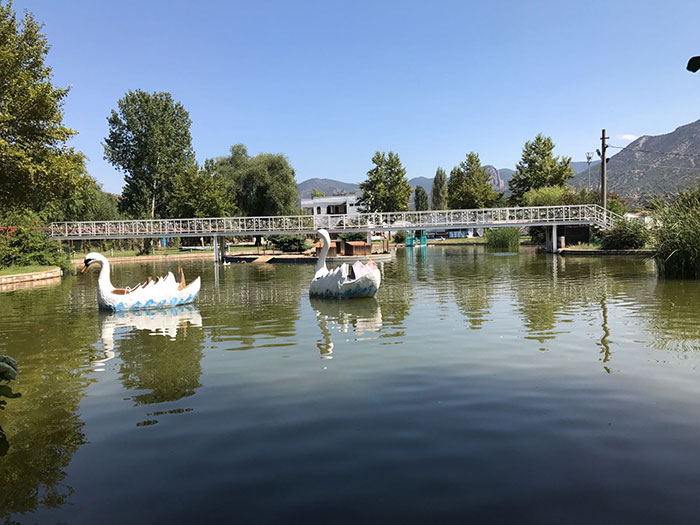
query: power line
[
  {"left": 608, "top": 144, "right": 700, "bottom": 159},
  {"left": 624, "top": 162, "right": 700, "bottom": 171}
]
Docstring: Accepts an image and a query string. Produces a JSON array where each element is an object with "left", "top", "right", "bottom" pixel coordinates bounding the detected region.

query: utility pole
[
  {"left": 600, "top": 129, "right": 608, "bottom": 209},
  {"left": 585, "top": 152, "right": 593, "bottom": 191}
]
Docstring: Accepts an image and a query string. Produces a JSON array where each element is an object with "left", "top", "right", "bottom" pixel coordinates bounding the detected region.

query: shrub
[
  {"left": 654, "top": 188, "right": 700, "bottom": 278},
  {"left": 393, "top": 231, "right": 406, "bottom": 244},
  {"left": 338, "top": 232, "right": 366, "bottom": 242},
  {"left": 0, "top": 211, "right": 71, "bottom": 271},
  {"left": 486, "top": 227, "right": 520, "bottom": 250},
  {"left": 600, "top": 219, "right": 649, "bottom": 250},
  {"left": 269, "top": 235, "right": 306, "bottom": 252}
]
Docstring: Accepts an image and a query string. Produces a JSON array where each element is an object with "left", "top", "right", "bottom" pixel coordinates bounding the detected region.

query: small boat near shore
[{"left": 81, "top": 252, "right": 201, "bottom": 311}]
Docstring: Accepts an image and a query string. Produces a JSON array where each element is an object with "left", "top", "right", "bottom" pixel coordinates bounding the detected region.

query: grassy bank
[{"left": 0, "top": 264, "right": 58, "bottom": 276}]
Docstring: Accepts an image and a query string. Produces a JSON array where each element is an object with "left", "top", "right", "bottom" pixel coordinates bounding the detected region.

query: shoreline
[
  {"left": 0, "top": 267, "right": 62, "bottom": 293},
  {"left": 223, "top": 253, "right": 394, "bottom": 264},
  {"left": 559, "top": 248, "right": 655, "bottom": 257},
  {"left": 70, "top": 251, "right": 215, "bottom": 267}
]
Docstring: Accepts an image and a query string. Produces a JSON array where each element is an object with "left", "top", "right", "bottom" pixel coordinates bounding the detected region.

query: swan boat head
[{"left": 82, "top": 252, "right": 109, "bottom": 273}]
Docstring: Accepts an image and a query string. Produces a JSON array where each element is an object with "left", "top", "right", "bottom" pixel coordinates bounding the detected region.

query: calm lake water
[{"left": 2, "top": 246, "right": 700, "bottom": 524}]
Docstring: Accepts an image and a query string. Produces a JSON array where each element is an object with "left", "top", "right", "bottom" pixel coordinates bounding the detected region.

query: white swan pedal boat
[
  {"left": 82, "top": 252, "right": 201, "bottom": 311},
  {"left": 309, "top": 229, "right": 381, "bottom": 298}
]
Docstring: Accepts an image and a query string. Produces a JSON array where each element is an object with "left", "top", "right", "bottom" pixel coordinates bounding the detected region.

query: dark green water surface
[{"left": 2, "top": 246, "right": 700, "bottom": 524}]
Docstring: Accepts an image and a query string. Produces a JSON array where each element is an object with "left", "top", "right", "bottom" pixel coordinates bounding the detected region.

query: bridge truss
[{"left": 49, "top": 205, "right": 620, "bottom": 241}]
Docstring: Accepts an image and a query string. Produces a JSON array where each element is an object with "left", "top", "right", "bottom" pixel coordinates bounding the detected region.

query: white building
[{"left": 301, "top": 195, "right": 360, "bottom": 216}]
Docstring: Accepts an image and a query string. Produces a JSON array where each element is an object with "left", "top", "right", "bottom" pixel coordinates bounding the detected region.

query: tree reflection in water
[
  {"left": 0, "top": 280, "right": 98, "bottom": 519},
  {"left": 643, "top": 278, "right": 700, "bottom": 354},
  {"left": 116, "top": 307, "right": 205, "bottom": 407},
  {"left": 378, "top": 256, "right": 414, "bottom": 340}
]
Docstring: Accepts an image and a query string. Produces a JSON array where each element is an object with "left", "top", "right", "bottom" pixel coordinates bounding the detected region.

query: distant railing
[{"left": 49, "top": 205, "right": 621, "bottom": 240}]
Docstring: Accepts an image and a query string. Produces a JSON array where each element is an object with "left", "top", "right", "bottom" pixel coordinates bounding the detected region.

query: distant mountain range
[
  {"left": 299, "top": 120, "right": 700, "bottom": 205},
  {"left": 297, "top": 178, "right": 360, "bottom": 199},
  {"left": 298, "top": 168, "right": 517, "bottom": 199},
  {"left": 571, "top": 160, "right": 601, "bottom": 174},
  {"left": 571, "top": 119, "right": 700, "bottom": 202}
]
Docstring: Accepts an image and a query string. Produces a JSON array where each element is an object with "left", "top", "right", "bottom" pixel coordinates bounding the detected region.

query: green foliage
[
  {"left": 393, "top": 231, "right": 406, "bottom": 244},
  {"left": 606, "top": 194, "right": 628, "bottom": 216},
  {"left": 414, "top": 186, "right": 429, "bottom": 211},
  {"left": 206, "top": 144, "right": 296, "bottom": 217},
  {"left": 170, "top": 160, "right": 237, "bottom": 218},
  {"left": 310, "top": 188, "right": 325, "bottom": 198},
  {"left": 522, "top": 185, "right": 628, "bottom": 215},
  {"left": 0, "top": 2, "right": 94, "bottom": 218},
  {"left": 509, "top": 134, "right": 573, "bottom": 204},
  {"left": 523, "top": 185, "right": 568, "bottom": 206},
  {"left": 268, "top": 235, "right": 306, "bottom": 252},
  {"left": 104, "top": 90, "right": 196, "bottom": 219},
  {"left": 486, "top": 227, "right": 521, "bottom": 250},
  {"left": 357, "top": 151, "right": 412, "bottom": 212},
  {"left": 0, "top": 212, "right": 70, "bottom": 270},
  {"left": 447, "top": 152, "right": 500, "bottom": 209},
  {"left": 431, "top": 167, "right": 448, "bottom": 210},
  {"left": 654, "top": 187, "right": 700, "bottom": 278},
  {"left": 529, "top": 227, "right": 546, "bottom": 246},
  {"left": 227, "top": 149, "right": 298, "bottom": 217},
  {"left": 600, "top": 219, "right": 650, "bottom": 250},
  {"left": 338, "top": 232, "right": 366, "bottom": 242},
  {"left": 86, "top": 190, "right": 123, "bottom": 221}
]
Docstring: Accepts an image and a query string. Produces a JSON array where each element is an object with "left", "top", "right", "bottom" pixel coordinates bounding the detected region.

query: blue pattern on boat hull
[{"left": 107, "top": 292, "right": 199, "bottom": 312}]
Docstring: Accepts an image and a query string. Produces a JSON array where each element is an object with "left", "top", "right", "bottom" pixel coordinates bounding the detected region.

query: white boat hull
[
  {"left": 309, "top": 265, "right": 381, "bottom": 299},
  {"left": 97, "top": 274, "right": 201, "bottom": 311}
]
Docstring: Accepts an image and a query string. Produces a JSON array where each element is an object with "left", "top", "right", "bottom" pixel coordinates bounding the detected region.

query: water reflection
[
  {"left": 210, "top": 264, "right": 302, "bottom": 351},
  {"left": 0, "top": 285, "right": 96, "bottom": 519},
  {"left": 6, "top": 249, "right": 700, "bottom": 523},
  {"left": 100, "top": 305, "right": 203, "bottom": 353},
  {"left": 0, "top": 425, "right": 8, "bottom": 456},
  {"left": 644, "top": 279, "right": 700, "bottom": 353},
  {"left": 0, "top": 384, "right": 21, "bottom": 456},
  {"left": 378, "top": 256, "right": 413, "bottom": 339},
  {"left": 311, "top": 297, "right": 382, "bottom": 358},
  {"left": 117, "top": 310, "right": 205, "bottom": 406}
]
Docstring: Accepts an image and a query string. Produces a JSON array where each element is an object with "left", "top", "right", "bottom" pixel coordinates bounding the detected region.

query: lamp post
[{"left": 585, "top": 152, "right": 593, "bottom": 191}]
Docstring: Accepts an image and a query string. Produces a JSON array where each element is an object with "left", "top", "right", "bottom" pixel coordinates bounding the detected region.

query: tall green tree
[
  {"left": 103, "top": 90, "right": 196, "bottom": 219},
  {"left": 447, "top": 152, "right": 500, "bottom": 209},
  {"left": 414, "top": 186, "right": 429, "bottom": 211},
  {"left": 357, "top": 151, "right": 412, "bottom": 212},
  {"left": 430, "top": 167, "right": 448, "bottom": 210},
  {"left": 508, "top": 134, "right": 573, "bottom": 204},
  {"left": 310, "top": 188, "right": 326, "bottom": 198},
  {"left": 170, "top": 160, "right": 238, "bottom": 218},
  {"left": 0, "top": 2, "right": 92, "bottom": 217},
  {"left": 228, "top": 151, "right": 298, "bottom": 216}
]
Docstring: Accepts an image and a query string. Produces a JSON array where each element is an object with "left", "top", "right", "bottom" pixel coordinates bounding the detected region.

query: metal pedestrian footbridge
[{"left": 50, "top": 205, "right": 620, "bottom": 240}]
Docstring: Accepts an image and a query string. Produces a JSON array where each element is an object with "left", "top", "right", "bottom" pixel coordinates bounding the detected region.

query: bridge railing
[
  {"left": 314, "top": 204, "right": 620, "bottom": 230},
  {"left": 49, "top": 204, "right": 621, "bottom": 239}
]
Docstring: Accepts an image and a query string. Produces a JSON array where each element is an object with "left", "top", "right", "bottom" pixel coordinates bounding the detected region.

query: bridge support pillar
[
  {"left": 546, "top": 225, "right": 559, "bottom": 253},
  {"left": 213, "top": 235, "right": 219, "bottom": 263}
]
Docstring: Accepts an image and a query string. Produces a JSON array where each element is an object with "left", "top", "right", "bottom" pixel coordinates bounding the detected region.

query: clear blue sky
[{"left": 15, "top": 0, "right": 700, "bottom": 193}]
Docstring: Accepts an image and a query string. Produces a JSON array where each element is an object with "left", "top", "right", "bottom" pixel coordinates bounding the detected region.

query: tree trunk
[{"left": 151, "top": 178, "right": 157, "bottom": 219}]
